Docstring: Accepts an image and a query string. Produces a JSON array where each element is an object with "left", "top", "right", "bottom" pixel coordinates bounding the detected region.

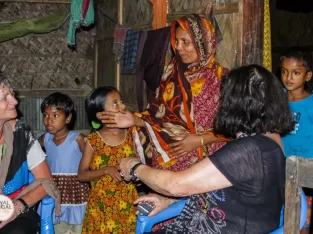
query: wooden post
[
  {"left": 285, "top": 156, "right": 301, "bottom": 234},
  {"left": 116, "top": 0, "right": 123, "bottom": 90},
  {"left": 241, "top": 0, "right": 264, "bottom": 65}
]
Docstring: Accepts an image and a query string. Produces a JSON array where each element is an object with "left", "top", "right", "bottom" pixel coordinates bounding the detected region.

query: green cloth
[
  {"left": 0, "top": 11, "right": 68, "bottom": 43},
  {"left": 67, "top": 0, "right": 94, "bottom": 46}
]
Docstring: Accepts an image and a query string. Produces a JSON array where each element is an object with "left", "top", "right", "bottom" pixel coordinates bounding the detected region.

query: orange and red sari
[{"left": 133, "top": 14, "right": 228, "bottom": 171}]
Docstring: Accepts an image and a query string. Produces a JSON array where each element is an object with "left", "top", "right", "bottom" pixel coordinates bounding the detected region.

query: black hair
[
  {"left": 279, "top": 50, "right": 313, "bottom": 92},
  {"left": 85, "top": 86, "right": 118, "bottom": 130},
  {"left": 279, "top": 50, "right": 312, "bottom": 72},
  {"left": 40, "top": 92, "right": 74, "bottom": 117},
  {"left": 213, "top": 64, "right": 294, "bottom": 139}
]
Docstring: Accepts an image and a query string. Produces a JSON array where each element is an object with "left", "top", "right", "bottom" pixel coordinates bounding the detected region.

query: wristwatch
[
  {"left": 17, "top": 198, "right": 29, "bottom": 213},
  {"left": 129, "top": 162, "right": 143, "bottom": 181}
]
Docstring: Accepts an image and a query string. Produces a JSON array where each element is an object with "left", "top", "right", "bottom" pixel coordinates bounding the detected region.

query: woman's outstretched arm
[{"left": 119, "top": 157, "right": 232, "bottom": 197}]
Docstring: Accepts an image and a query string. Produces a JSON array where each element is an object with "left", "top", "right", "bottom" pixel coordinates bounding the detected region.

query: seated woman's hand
[
  {"left": 134, "top": 193, "right": 175, "bottom": 217},
  {"left": 168, "top": 133, "right": 201, "bottom": 157},
  {"left": 0, "top": 199, "right": 24, "bottom": 229},
  {"left": 119, "top": 158, "right": 141, "bottom": 181}
]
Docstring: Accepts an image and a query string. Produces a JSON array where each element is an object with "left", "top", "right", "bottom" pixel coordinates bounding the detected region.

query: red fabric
[
  {"left": 82, "top": 0, "right": 90, "bottom": 20},
  {"left": 8, "top": 185, "right": 27, "bottom": 200}
]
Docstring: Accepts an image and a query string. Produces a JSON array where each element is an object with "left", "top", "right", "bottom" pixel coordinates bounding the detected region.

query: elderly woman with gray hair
[{"left": 0, "top": 73, "right": 59, "bottom": 234}]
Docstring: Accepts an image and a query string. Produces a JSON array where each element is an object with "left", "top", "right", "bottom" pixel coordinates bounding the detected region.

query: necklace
[{"left": 54, "top": 132, "right": 69, "bottom": 140}]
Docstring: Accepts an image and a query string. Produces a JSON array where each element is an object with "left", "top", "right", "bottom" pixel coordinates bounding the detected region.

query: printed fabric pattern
[
  {"left": 82, "top": 128, "right": 138, "bottom": 234},
  {"left": 163, "top": 192, "right": 227, "bottom": 234}
]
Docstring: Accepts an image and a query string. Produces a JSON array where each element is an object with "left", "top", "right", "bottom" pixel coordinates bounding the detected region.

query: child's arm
[
  {"left": 76, "top": 133, "right": 85, "bottom": 153},
  {"left": 77, "top": 142, "right": 123, "bottom": 182}
]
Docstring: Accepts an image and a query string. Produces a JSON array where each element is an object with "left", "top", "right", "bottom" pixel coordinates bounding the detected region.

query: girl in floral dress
[{"left": 78, "top": 86, "right": 138, "bottom": 234}]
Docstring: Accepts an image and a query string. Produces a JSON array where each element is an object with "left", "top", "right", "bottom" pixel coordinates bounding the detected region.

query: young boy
[
  {"left": 38, "top": 92, "right": 89, "bottom": 234},
  {"left": 280, "top": 50, "right": 313, "bottom": 234}
]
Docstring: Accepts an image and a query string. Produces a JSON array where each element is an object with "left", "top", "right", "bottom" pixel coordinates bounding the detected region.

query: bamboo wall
[{"left": 0, "top": 2, "right": 95, "bottom": 130}]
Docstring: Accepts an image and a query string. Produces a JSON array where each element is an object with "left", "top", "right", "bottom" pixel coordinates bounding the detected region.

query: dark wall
[{"left": 271, "top": 0, "right": 313, "bottom": 73}]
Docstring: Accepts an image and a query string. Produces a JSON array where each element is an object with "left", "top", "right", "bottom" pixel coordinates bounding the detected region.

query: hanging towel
[
  {"left": 113, "top": 24, "right": 129, "bottom": 62},
  {"left": 121, "top": 29, "right": 141, "bottom": 74},
  {"left": 67, "top": 0, "right": 94, "bottom": 46},
  {"left": 135, "top": 31, "right": 148, "bottom": 112},
  {"left": 136, "top": 27, "right": 171, "bottom": 111}
]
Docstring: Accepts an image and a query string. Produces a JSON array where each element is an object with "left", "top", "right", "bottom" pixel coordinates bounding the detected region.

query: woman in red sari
[{"left": 98, "top": 14, "right": 228, "bottom": 171}]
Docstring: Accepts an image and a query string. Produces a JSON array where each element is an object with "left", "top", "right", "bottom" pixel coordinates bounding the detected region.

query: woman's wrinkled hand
[
  {"left": 97, "top": 110, "right": 135, "bottom": 128},
  {"left": 119, "top": 158, "right": 141, "bottom": 181},
  {"left": 168, "top": 133, "right": 201, "bottom": 157},
  {"left": 133, "top": 193, "right": 174, "bottom": 217},
  {"left": 105, "top": 166, "right": 123, "bottom": 182}
]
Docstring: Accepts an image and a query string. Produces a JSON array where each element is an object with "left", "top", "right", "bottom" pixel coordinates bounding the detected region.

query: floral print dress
[{"left": 82, "top": 129, "right": 138, "bottom": 234}]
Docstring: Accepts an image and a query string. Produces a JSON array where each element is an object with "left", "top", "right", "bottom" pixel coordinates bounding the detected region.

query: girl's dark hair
[
  {"left": 41, "top": 92, "right": 74, "bottom": 117},
  {"left": 214, "top": 64, "right": 294, "bottom": 139},
  {"left": 85, "top": 86, "right": 118, "bottom": 130},
  {"left": 279, "top": 50, "right": 313, "bottom": 92}
]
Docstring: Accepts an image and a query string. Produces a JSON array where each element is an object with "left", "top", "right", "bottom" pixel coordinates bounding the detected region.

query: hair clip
[{"left": 91, "top": 121, "right": 101, "bottom": 129}]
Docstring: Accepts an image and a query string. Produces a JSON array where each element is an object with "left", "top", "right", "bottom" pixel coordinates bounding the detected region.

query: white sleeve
[{"left": 27, "top": 140, "right": 46, "bottom": 170}]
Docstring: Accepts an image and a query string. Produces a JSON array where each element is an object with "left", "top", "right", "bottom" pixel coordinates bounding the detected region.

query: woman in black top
[{"left": 119, "top": 64, "right": 294, "bottom": 234}]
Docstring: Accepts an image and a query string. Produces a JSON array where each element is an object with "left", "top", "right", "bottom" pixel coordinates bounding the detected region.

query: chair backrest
[{"left": 269, "top": 189, "right": 308, "bottom": 234}]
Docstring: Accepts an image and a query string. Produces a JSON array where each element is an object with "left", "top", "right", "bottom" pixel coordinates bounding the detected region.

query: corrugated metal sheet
[{"left": 17, "top": 97, "right": 90, "bottom": 132}]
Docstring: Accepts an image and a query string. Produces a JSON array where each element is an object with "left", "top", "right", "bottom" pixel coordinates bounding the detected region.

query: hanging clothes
[
  {"left": 136, "top": 27, "right": 171, "bottom": 112},
  {"left": 67, "top": 0, "right": 94, "bottom": 46},
  {"left": 113, "top": 24, "right": 129, "bottom": 63},
  {"left": 121, "top": 30, "right": 141, "bottom": 74}
]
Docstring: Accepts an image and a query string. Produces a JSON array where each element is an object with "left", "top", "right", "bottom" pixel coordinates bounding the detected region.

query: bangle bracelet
[{"left": 200, "top": 135, "right": 204, "bottom": 147}]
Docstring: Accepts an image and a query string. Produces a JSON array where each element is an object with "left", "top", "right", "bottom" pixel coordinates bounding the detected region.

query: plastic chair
[
  {"left": 28, "top": 173, "right": 55, "bottom": 234},
  {"left": 135, "top": 199, "right": 186, "bottom": 234},
  {"left": 270, "top": 190, "right": 308, "bottom": 234},
  {"left": 135, "top": 190, "right": 308, "bottom": 234}
]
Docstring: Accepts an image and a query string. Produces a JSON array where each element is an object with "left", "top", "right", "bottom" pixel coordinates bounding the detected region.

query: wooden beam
[
  {"left": 167, "top": 3, "right": 239, "bottom": 22},
  {"left": 0, "top": 0, "right": 70, "bottom": 3},
  {"left": 16, "top": 89, "right": 91, "bottom": 98},
  {"left": 116, "top": 0, "right": 123, "bottom": 91}
]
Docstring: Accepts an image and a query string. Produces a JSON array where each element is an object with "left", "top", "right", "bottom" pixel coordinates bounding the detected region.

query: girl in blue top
[
  {"left": 38, "top": 92, "right": 89, "bottom": 234},
  {"left": 280, "top": 51, "right": 313, "bottom": 234}
]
